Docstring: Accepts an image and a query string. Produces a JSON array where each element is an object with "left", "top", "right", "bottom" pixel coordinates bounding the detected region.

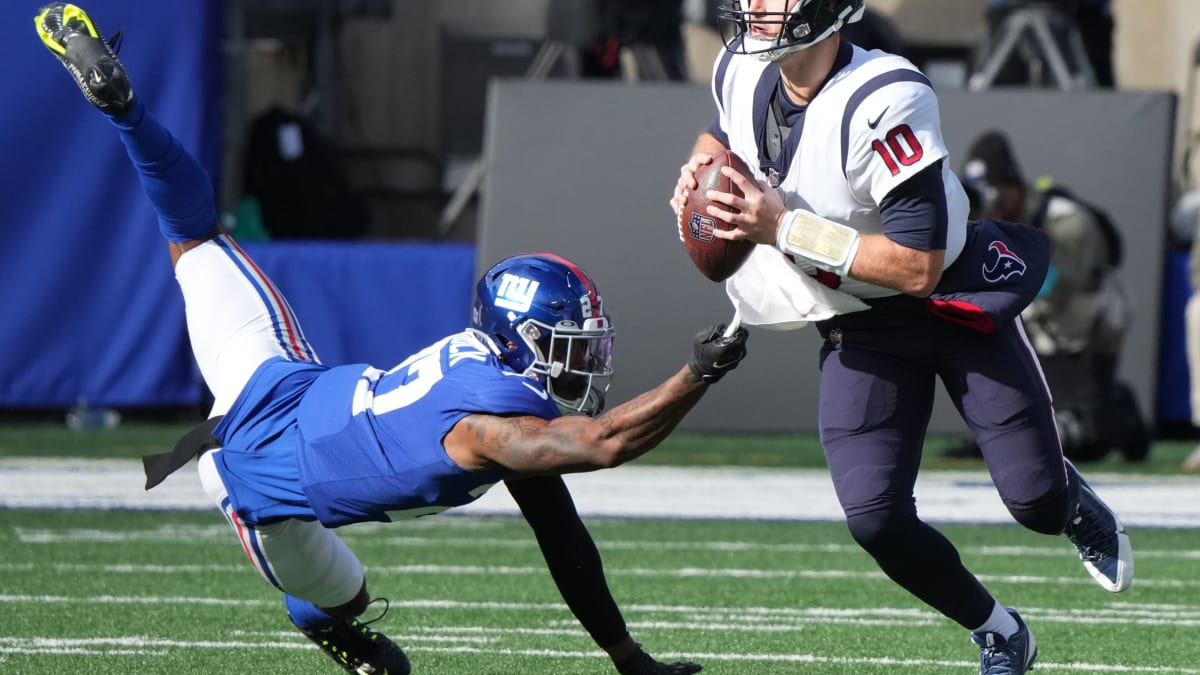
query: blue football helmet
[
  {"left": 472, "top": 252, "right": 615, "bottom": 416},
  {"left": 718, "top": 0, "right": 865, "bottom": 61}
]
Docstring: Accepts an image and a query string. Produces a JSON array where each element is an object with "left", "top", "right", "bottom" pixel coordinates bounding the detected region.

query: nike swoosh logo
[
  {"left": 867, "top": 106, "right": 889, "bottom": 130},
  {"left": 522, "top": 381, "right": 549, "bottom": 400}
]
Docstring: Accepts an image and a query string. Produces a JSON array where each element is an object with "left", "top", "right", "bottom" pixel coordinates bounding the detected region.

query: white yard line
[
  {"left": 2, "top": 627, "right": 1199, "bottom": 672},
  {"left": 11, "top": 527, "right": 1200, "bottom": 563},
  {"left": 14, "top": 559, "right": 1200, "bottom": 589},
  {"left": 2, "top": 458, "right": 1198, "bottom": 527}
]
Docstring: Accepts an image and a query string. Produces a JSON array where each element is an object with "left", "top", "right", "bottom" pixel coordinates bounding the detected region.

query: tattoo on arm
[{"left": 464, "top": 366, "right": 708, "bottom": 474}]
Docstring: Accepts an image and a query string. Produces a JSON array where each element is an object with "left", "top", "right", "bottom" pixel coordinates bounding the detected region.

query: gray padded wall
[{"left": 478, "top": 79, "right": 1174, "bottom": 434}]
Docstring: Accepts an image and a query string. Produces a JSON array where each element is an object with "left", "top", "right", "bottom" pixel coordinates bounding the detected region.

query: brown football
[{"left": 678, "top": 150, "right": 757, "bottom": 282}]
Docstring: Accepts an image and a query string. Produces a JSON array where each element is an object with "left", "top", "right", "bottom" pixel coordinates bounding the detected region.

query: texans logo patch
[
  {"left": 981, "top": 240, "right": 1027, "bottom": 283},
  {"left": 689, "top": 212, "right": 715, "bottom": 242}
]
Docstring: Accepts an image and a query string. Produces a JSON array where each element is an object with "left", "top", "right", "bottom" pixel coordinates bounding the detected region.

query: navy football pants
[{"left": 815, "top": 295, "right": 1076, "bottom": 629}]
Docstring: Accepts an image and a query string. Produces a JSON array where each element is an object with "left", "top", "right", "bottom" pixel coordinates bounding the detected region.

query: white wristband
[{"left": 775, "top": 209, "right": 861, "bottom": 277}]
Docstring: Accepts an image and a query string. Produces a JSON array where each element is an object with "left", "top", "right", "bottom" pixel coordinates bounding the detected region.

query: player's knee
[
  {"left": 845, "top": 506, "right": 917, "bottom": 554},
  {"left": 1003, "top": 485, "right": 1072, "bottom": 534}
]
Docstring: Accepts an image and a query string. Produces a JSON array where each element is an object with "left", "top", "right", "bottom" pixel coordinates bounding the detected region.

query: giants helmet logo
[
  {"left": 689, "top": 212, "right": 716, "bottom": 242},
  {"left": 981, "top": 241, "right": 1027, "bottom": 283},
  {"left": 494, "top": 274, "right": 540, "bottom": 312}
]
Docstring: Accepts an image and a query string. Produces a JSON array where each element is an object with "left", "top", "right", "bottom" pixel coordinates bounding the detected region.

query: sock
[
  {"left": 285, "top": 594, "right": 339, "bottom": 632},
  {"left": 107, "top": 98, "right": 217, "bottom": 242},
  {"left": 970, "top": 600, "right": 1020, "bottom": 638}
]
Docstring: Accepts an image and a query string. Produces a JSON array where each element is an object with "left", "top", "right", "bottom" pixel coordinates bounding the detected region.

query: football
[{"left": 678, "top": 150, "right": 756, "bottom": 282}]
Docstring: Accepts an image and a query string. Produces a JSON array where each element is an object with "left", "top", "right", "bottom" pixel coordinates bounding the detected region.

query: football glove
[
  {"left": 687, "top": 322, "right": 749, "bottom": 383},
  {"left": 614, "top": 645, "right": 702, "bottom": 675}
]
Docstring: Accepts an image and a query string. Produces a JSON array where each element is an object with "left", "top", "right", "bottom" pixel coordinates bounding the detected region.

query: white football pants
[{"left": 179, "top": 236, "right": 363, "bottom": 608}]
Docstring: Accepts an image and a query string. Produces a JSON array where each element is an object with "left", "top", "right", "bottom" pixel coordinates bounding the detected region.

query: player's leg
[
  {"left": 818, "top": 314, "right": 1037, "bottom": 673},
  {"left": 36, "top": 3, "right": 319, "bottom": 416},
  {"left": 197, "top": 452, "right": 410, "bottom": 674},
  {"left": 817, "top": 323, "right": 1000, "bottom": 628},
  {"left": 173, "top": 236, "right": 319, "bottom": 415},
  {"left": 36, "top": 3, "right": 207, "bottom": 265},
  {"left": 36, "top": 9, "right": 403, "bottom": 671},
  {"left": 949, "top": 317, "right": 1132, "bottom": 592}
]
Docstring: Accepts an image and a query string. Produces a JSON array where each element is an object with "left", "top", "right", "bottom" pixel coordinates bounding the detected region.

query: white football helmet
[{"left": 718, "top": 0, "right": 866, "bottom": 62}]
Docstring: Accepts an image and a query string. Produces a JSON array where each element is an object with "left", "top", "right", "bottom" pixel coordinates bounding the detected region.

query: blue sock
[
  {"left": 108, "top": 98, "right": 217, "bottom": 242},
  {"left": 285, "top": 594, "right": 339, "bottom": 632}
]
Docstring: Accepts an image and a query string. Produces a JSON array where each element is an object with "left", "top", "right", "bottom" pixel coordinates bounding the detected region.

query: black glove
[
  {"left": 687, "top": 323, "right": 749, "bottom": 383},
  {"left": 614, "top": 644, "right": 702, "bottom": 675}
]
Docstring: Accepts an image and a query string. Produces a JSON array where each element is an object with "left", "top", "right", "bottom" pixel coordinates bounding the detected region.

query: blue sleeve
[
  {"left": 879, "top": 159, "right": 947, "bottom": 250},
  {"left": 455, "top": 363, "right": 560, "bottom": 420},
  {"left": 706, "top": 113, "right": 729, "bottom": 148}
]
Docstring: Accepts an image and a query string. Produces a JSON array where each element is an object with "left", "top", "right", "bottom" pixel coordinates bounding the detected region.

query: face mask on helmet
[
  {"left": 718, "top": 0, "right": 866, "bottom": 62},
  {"left": 520, "top": 314, "right": 614, "bottom": 415},
  {"left": 472, "top": 253, "right": 616, "bottom": 417}
]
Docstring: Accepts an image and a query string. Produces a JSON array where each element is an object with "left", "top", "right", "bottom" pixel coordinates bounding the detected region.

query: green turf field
[
  {"left": 2, "top": 422, "right": 1198, "bottom": 473},
  {"left": 1, "top": 424, "right": 1198, "bottom": 673},
  {"left": 2, "top": 509, "right": 1198, "bottom": 674}
]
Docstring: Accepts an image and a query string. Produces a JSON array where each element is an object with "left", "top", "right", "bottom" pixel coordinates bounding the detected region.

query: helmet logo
[{"left": 495, "top": 273, "right": 540, "bottom": 312}]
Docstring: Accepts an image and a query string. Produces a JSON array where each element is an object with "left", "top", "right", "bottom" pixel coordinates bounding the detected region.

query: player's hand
[
  {"left": 707, "top": 166, "right": 788, "bottom": 246},
  {"left": 669, "top": 153, "right": 714, "bottom": 223},
  {"left": 688, "top": 323, "right": 749, "bottom": 383},
  {"left": 614, "top": 645, "right": 702, "bottom": 675}
]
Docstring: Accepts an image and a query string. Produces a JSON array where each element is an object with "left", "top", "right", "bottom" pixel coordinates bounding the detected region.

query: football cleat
[
  {"left": 35, "top": 3, "right": 134, "bottom": 114},
  {"left": 971, "top": 608, "right": 1037, "bottom": 675},
  {"left": 293, "top": 601, "right": 411, "bottom": 675},
  {"left": 1063, "top": 463, "right": 1133, "bottom": 592}
]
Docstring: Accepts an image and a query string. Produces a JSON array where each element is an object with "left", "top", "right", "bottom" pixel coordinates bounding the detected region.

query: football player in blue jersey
[
  {"left": 37, "top": 4, "right": 748, "bottom": 674},
  {"left": 667, "top": 1, "right": 1130, "bottom": 674}
]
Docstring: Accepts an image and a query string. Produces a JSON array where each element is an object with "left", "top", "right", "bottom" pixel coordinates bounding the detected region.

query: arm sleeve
[
  {"left": 878, "top": 159, "right": 947, "bottom": 250},
  {"left": 706, "top": 113, "right": 730, "bottom": 148},
  {"left": 506, "top": 476, "right": 629, "bottom": 648}
]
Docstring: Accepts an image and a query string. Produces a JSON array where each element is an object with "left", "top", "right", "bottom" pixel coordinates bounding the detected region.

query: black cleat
[
  {"left": 293, "top": 601, "right": 411, "bottom": 675},
  {"left": 35, "top": 3, "right": 133, "bottom": 114}
]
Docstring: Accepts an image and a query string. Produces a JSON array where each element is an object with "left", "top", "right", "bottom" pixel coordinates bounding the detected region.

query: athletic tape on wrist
[{"left": 775, "top": 209, "right": 861, "bottom": 277}]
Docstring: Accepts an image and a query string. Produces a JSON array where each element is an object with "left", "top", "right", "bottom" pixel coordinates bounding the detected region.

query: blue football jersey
[{"left": 212, "top": 330, "right": 560, "bottom": 527}]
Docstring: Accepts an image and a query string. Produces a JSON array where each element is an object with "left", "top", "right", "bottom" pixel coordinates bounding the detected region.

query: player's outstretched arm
[
  {"left": 506, "top": 475, "right": 703, "bottom": 674},
  {"left": 448, "top": 323, "right": 748, "bottom": 474}
]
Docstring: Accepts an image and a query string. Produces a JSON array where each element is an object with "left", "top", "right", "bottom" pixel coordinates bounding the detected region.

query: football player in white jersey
[
  {"left": 38, "top": 3, "right": 750, "bottom": 674},
  {"left": 668, "top": 2, "right": 1132, "bottom": 673}
]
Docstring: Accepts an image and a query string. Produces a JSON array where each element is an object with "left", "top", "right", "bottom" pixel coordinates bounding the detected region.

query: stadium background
[{"left": 0, "top": 0, "right": 1197, "bottom": 437}]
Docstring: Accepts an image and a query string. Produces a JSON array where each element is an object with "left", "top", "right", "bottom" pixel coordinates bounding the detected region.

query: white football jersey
[{"left": 711, "top": 41, "right": 969, "bottom": 299}]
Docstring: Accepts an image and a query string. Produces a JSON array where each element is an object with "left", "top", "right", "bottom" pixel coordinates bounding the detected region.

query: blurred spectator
[
  {"left": 242, "top": 107, "right": 369, "bottom": 239},
  {"left": 570, "top": 0, "right": 688, "bottom": 80},
  {"left": 840, "top": 6, "right": 907, "bottom": 57},
  {"left": 976, "top": 0, "right": 1114, "bottom": 88},
  {"left": 1071, "top": 0, "right": 1115, "bottom": 87},
  {"left": 943, "top": 130, "right": 1150, "bottom": 462}
]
